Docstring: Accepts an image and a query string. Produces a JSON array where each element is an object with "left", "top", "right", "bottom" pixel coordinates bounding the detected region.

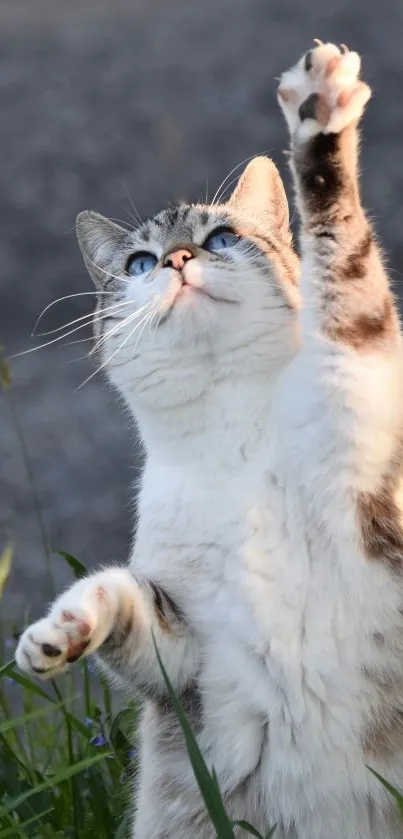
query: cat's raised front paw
[
  {"left": 15, "top": 570, "right": 131, "bottom": 680},
  {"left": 277, "top": 41, "right": 371, "bottom": 140}
]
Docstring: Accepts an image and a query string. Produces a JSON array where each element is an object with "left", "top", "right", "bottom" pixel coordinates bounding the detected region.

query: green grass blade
[
  {"left": 264, "top": 828, "right": 277, "bottom": 838},
  {"left": 232, "top": 821, "right": 263, "bottom": 838},
  {"left": 57, "top": 551, "right": 87, "bottom": 580},
  {"left": 0, "top": 703, "right": 64, "bottom": 734},
  {"left": 6, "top": 670, "right": 53, "bottom": 702},
  {"left": 82, "top": 660, "right": 92, "bottom": 719},
  {"left": 0, "top": 544, "right": 13, "bottom": 599},
  {"left": 114, "top": 814, "right": 130, "bottom": 839},
  {"left": 5, "top": 386, "right": 53, "bottom": 590},
  {"left": 51, "top": 682, "right": 80, "bottom": 839},
  {"left": 0, "top": 808, "right": 54, "bottom": 838},
  {"left": 153, "top": 634, "right": 234, "bottom": 839},
  {"left": 2, "top": 753, "right": 110, "bottom": 816},
  {"left": 0, "top": 347, "right": 11, "bottom": 390},
  {"left": 0, "top": 660, "right": 15, "bottom": 681},
  {"left": 6, "top": 669, "right": 89, "bottom": 737},
  {"left": 367, "top": 767, "right": 403, "bottom": 817}
]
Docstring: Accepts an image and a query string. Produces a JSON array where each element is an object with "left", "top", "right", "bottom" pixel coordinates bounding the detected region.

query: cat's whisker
[
  {"left": 65, "top": 351, "right": 96, "bottom": 364},
  {"left": 91, "top": 313, "right": 136, "bottom": 357},
  {"left": 90, "top": 301, "right": 154, "bottom": 356},
  {"left": 122, "top": 185, "right": 143, "bottom": 227},
  {"left": 211, "top": 156, "right": 257, "bottom": 207},
  {"left": 131, "top": 310, "right": 156, "bottom": 357},
  {"left": 204, "top": 175, "right": 209, "bottom": 205},
  {"left": 34, "top": 298, "right": 134, "bottom": 338},
  {"left": 211, "top": 150, "right": 272, "bottom": 207},
  {"left": 10, "top": 313, "right": 117, "bottom": 359},
  {"left": 63, "top": 336, "right": 95, "bottom": 348},
  {"left": 11, "top": 304, "right": 135, "bottom": 359},
  {"left": 108, "top": 215, "right": 137, "bottom": 230},
  {"left": 91, "top": 303, "right": 156, "bottom": 359},
  {"left": 146, "top": 304, "right": 162, "bottom": 343},
  {"left": 215, "top": 173, "right": 248, "bottom": 205},
  {"left": 78, "top": 305, "right": 158, "bottom": 390},
  {"left": 85, "top": 256, "right": 132, "bottom": 285},
  {"left": 32, "top": 291, "right": 117, "bottom": 335}
]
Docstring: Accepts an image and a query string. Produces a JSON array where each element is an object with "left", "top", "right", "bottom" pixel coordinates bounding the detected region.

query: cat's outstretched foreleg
[{"left": 16, "top": 567, "right": 199, "bottom": 697}]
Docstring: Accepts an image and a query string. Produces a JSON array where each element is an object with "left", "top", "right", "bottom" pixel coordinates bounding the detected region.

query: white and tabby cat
[{"left": 16, "top": 43, "right": 403, "bottom": 838}]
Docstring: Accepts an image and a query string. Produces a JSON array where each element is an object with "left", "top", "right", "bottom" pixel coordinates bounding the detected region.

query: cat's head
[{"left": 76, "top": 157, "right": 299, "bottom": 412}]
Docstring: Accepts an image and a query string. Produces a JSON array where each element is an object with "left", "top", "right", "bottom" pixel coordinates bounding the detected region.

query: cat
[{"left": 16, "top": 42, "right": 403, "bottom": 838}]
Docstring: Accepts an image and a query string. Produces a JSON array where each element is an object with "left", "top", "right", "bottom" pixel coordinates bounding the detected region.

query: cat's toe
[
  {"left": 15, "top": 618, "right": 70, "bottom": 679},
  {"left": 278, "top": 41, "right": 371, "bottom": 139},
  {"left": 15, "top": 603, "right": 96, "bottom": 679}
]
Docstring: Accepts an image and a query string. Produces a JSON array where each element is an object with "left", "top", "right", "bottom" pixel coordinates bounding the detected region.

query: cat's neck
[{"left": 125, "top": 355, "right": 288, "bottom": 469}]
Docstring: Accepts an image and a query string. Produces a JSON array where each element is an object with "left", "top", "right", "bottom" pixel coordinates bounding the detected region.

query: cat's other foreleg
[
  {"left": 277, "top": 43, "right": 403, "bottom": 515},
  {"left": 278, "top": 42, "right": 399, "bottom": 358},
  {"left": 16, "top": 567, "right": 199, "bottom": 698}
]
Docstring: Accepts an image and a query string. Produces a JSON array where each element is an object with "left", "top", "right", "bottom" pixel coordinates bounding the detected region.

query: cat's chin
[{"left": 163, "top": 280, "right": 238, "bottom": 312}]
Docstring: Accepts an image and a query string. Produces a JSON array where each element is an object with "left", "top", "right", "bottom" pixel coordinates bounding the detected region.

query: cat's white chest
[
  {"left": 134, "top": 446, "right": 309, "bottom": 678},
  {"left": 134, "top": 429, "right": 393, "bottom": 713}
]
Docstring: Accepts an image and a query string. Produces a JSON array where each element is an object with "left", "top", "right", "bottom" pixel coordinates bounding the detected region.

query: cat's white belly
[{"left": 133, "top": 452, "right": 402, "bottom": 823}]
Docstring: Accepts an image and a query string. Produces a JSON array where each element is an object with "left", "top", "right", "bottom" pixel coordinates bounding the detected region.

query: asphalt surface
[{"left": 2, "top": 0, "right": 403, "bottom": 625}]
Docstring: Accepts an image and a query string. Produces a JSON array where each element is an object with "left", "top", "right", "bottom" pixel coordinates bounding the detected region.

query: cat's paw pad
[
  {"left": 15, "top": 581, "right": 114, "bottom": 680},
  {"left": 278, "top": 41, "right": 371, "bottom": 139}
]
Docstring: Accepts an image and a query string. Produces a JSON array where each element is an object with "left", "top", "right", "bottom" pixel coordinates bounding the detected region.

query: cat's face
[{"left": 76, "top": 157, "right": 299, "bottom": 405}]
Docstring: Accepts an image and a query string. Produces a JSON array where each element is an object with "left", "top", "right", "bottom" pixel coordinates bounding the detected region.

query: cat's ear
[
  {"left": 76, "top": 211, "right": 129, "bottom": 289},
  {"left": 228, "top": 156, "right": 291, "bottom": 244}
]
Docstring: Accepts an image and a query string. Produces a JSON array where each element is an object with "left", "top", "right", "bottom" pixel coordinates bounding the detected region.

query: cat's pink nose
[{"left": 163, "top": 248, "right": 194, "bottom": 271}]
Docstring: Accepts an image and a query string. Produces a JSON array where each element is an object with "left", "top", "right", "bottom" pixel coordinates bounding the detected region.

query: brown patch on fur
[
  {"left": 294, "top": 132, "right": 344, "bottom": 213},
  {"left": 153, "top": 602, "right": 172, "bottom": 634},
  {"left": 149, "top": 581, "right": 184, "bottom": 634},
  {"left": 363, "top": 703, "right": 403, "bottom": 761},
  {"left": 328, "top": 296, "right": 395, "bottom": 350},
  {"left": 66, "top": 638, "right": 90, "bottom": 663},
  {"left": 102, "top": 608, "right": 134, "bottom": 652},
  {"left": 342, "top": 230, "right": 373, "bottom": 280},
  {"left": 357, "top": 483, "right": 403, "bottom": 571},
  {"left": 246, "top": 231, "right": 299, "bottom": 292},
  {"left": 278, "top": 87, "right": 298, "bottom": 105}
]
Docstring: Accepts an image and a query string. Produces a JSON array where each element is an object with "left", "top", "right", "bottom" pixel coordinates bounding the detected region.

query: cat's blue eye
[
  {"left": 126, "top": 252, "right": 158, "bottom": 277},
  {"left": 203, "top": 227, "right": 239, "bottom": 253}
]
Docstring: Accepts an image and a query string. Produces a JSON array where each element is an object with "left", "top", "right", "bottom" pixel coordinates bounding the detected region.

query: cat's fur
[{"left": 16, "top": 43, "right": 403, "bottom": 838}]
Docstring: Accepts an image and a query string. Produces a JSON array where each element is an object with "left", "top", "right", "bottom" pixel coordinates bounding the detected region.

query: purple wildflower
[{"left": 90, "top": 733, "right": 108, "bottom": 747}]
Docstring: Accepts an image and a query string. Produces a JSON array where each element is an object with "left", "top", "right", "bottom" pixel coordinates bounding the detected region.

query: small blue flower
[
  {"left": 6, "top": 677, "right": 15, "bottom": 686},
  {"left": 85, "top": 717, "right": 94, "bottom": 729},
  {"left": 127, "top": 748, "right": 137, "bottom": 760},
  {"left": 90, "top": 733, "right": 108, "bottom": 748}
]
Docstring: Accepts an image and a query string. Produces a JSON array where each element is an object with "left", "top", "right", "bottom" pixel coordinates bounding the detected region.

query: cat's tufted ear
[
  {"left": 76, "top": 211, "right": 130, "bottom": 289},
  {"left": 228, "top": 156, "right": 291, "bottom": 245}
]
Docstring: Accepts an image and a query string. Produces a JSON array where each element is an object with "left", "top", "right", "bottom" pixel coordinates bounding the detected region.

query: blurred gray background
[{"left": 1, "top": 0, "right": 403, "bottom": 625}]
